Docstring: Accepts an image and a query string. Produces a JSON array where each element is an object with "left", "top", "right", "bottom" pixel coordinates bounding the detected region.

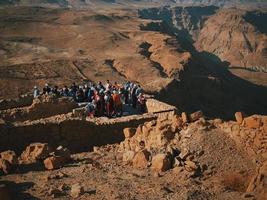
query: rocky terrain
[
  {"left": 0, "top": 1, "right": 267, "bottom": 200},
  {"left": 1, "top": 110, "right": 267, "bottom": 199}
]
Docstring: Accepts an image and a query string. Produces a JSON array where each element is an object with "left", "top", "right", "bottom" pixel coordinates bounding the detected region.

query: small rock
[
  {"left": 132, "top": 149, "right": 151, "bottom": 169},
  {"left": 0, "top": 184, "right": 11, "bottom": 200},
  {"left": 44, "top": 156, "right": 67, "bottom": 170},
  {"left": 151, "top": 154, "right": 172, "bottom": 172},
  {"left": 123, "top": 128, "right": 136, "bottom": 138},
  {"left": 184, "top": 160, "right": 198, "bottom": 172},
  {"left": 70, "top": 183, "right": 84, "bottom": 198},
  {"left": 235, "top": 112, "right": 244, "bottom": 124}
]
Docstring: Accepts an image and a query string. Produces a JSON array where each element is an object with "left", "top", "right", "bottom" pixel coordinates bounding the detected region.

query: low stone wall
[
  {"left": 0, "top": 96, "right": 77, "bottom": 122},
  {"left": 0, "top": 113, "right": 157, "bottom": 153},
  {"left": 146, "top": 98, "right": 177, "bottom": 119},
  {"left": 0, "top": 95, "right": 33, "bottom": 110}
]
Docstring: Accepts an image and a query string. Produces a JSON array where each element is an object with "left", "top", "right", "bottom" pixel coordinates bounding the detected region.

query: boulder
[
  {"left": 235, "top": 112, "right": 244, "bottom": 124},
  {"left": 43, "top": 156, "right": 67, "bottom": 170},
  {"left": 0, "top": 184, "right": 11, "bottom": 200},
  {"left": 123, "top": 128, "right": 136, "bottom": 138},
  {"left": 0, "top": 150, "right": 18, "bottom": 165},
  {"left": 151, "top": 153, "right": 172, "bottom": 172},
  {"left": 70, "top": 183, "right": 84, "bottom": 198},
  {"left": 132, "top": 149, "right": 151, "bottom": 169},
  {"left": 243, "top": 115, "right": 262, "bottom": 129},
  {"left": 21, "top": 143, "right": 52, "bottom": 163},
  {"left": 189, "top": 111, "right": 204, "bottom": 122},
  {"left": 122, "top": 151, "right": 135, "bottom": 163},
  {"left": 181, "top": 112, "right": 188, "bottom": 123},
  {"left": 0, "top": 158, "right": 12, "bottom": 174}
]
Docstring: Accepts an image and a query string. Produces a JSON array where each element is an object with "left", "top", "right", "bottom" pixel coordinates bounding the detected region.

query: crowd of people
[{"left": 33, "top": 80, "right": 147, "bottom": 118}]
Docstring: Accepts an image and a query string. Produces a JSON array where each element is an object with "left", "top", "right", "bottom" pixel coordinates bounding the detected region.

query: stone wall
[
  {"left": 0, "top": 96, "right": 77, "bottom": 122},
  {"left": 0, "top": 113, "right": 157, "bottom": 153},
  {"left": 0, "top": 95, "right": 33, "bottom": 110},
  {"left": 146, "top": 98, "right": 177, "bottom": 119}
]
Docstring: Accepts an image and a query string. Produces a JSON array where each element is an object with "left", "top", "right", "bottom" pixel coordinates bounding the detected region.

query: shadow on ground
[{"left": 155, "top": 35, "right": 267, "bottom": 120}]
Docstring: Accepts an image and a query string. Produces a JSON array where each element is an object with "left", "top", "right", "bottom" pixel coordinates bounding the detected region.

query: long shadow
[
  {"left": 0, "top": 180, "right": 40, "bottom": 200},
  {"left": 156, "top": 33, "right": 267, "bottom": 120}
]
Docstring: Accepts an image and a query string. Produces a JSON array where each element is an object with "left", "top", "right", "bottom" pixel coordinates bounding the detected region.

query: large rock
[
  {"left": 0, "top": 184, "right": 11, "bottom": 200},
  {"left": 235, "top": 112, "right": 244, "bottom": 124},
  {"left": 189, "top": 111, "right": 204, "bottom": 122},
  {"left": 43, "top": 156, "right": 67, "bottom": 170},
  {"left": 0, "top": 158, "right": 12, "bottom": 174},
  {"left": 0, "top": 150, "right": 18, "bottom": 165},
  {"left": 151, "top": 153, "right": 172, "bottom": 172},
  {"left": 21, "top": 143, "right": 52, "bottom": 163},
  {"left": 132, "top": 149, "right": 151, "bottom": 169},
  {"left": 123, "top": 128, "right": 136, "bottom": 138},
  {"left": 243, "top": 115, "right": 262, "bottom": 129}
]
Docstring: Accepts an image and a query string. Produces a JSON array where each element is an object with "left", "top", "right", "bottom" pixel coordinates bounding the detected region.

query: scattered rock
[
  {"left": 123, "top": 128, "right": 136, "bottom": 138},
  {"left": 122, "top": 151, "right": 135, "bottom": 163},
  {"left": 0, "top": 150, "right": 18, "bottom": 165},
  {"left": 21, "top": 143, "right": 52, "bottom": 163},
  {"left": 151, "top": 153, "right": 172, "bottom": 172},
  {"left": 0, "top": 158, "right": 12, "bottom": 174},
  {"left": 0, "top": 184, "right": 11, "bottom": 200},
  {"left": 235, "top": 112, "right": 244, "bottom": 124},
  {"left": 44, "top": 156, "right": 67, "bottom": 170},
  {"left": 132, "top": 149, "right": 150, "bottom": 169},
  {"left": 70, "top": 183, "right": 84, "bottom": 198}
]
